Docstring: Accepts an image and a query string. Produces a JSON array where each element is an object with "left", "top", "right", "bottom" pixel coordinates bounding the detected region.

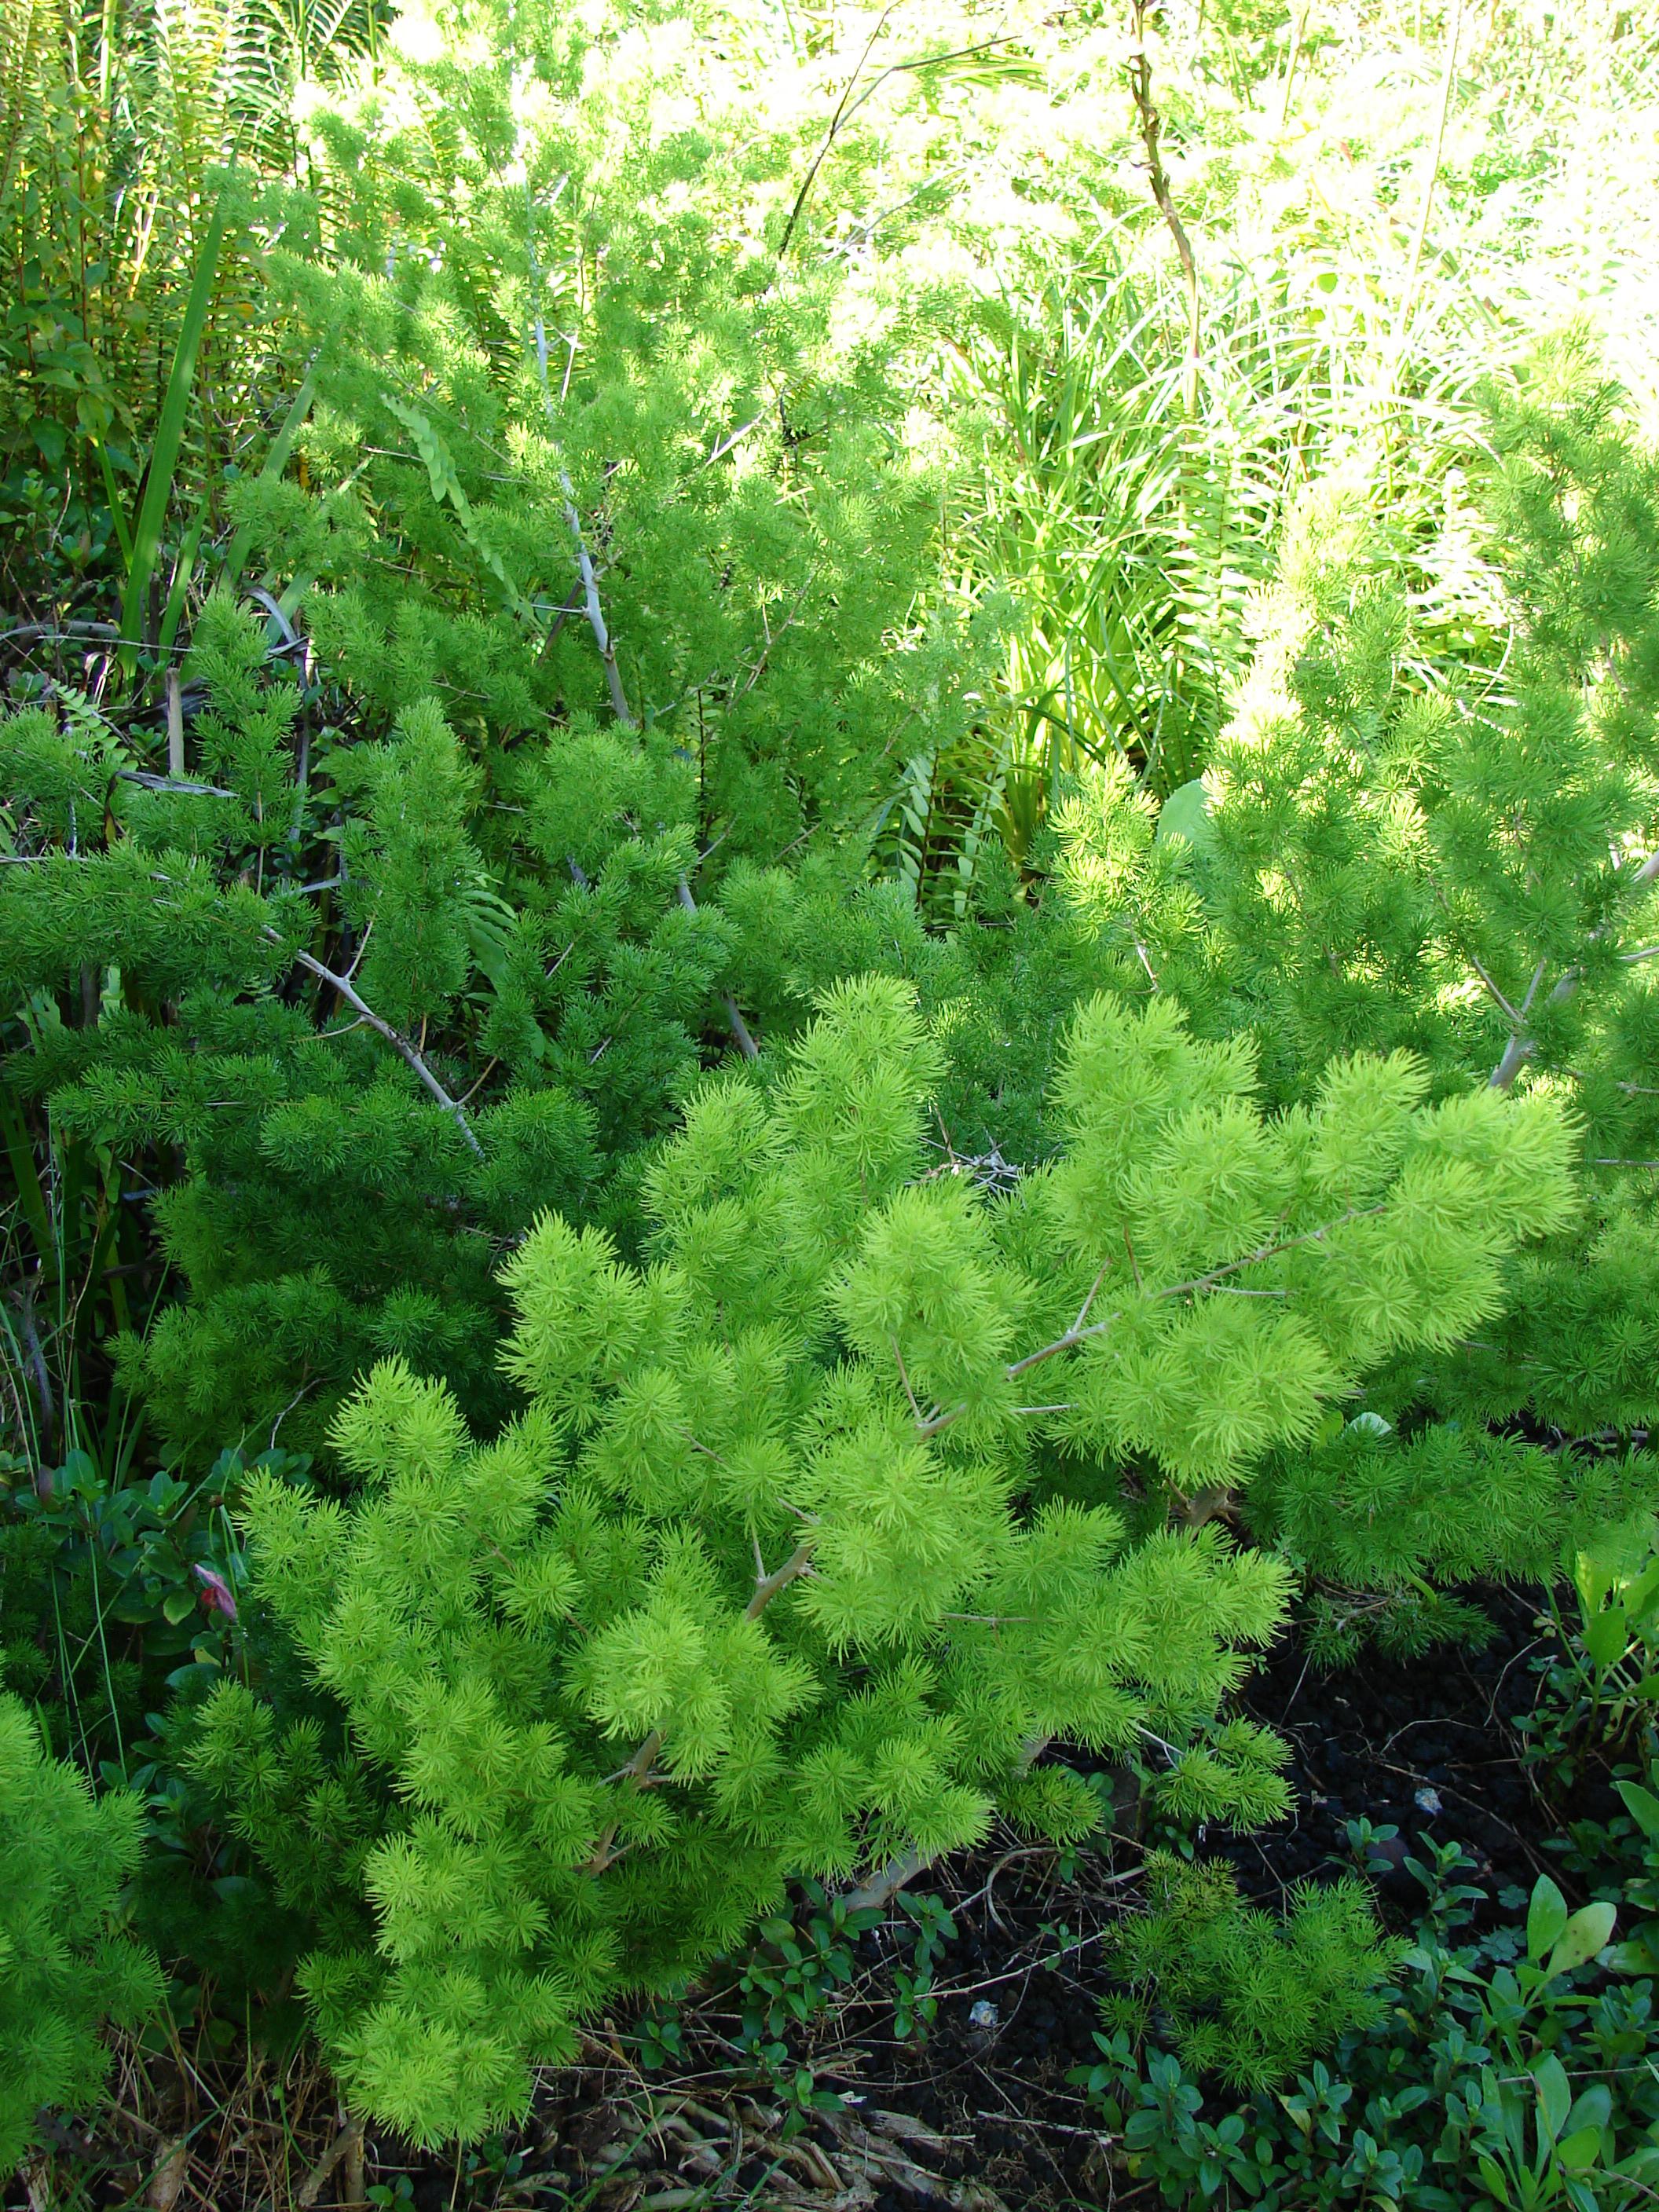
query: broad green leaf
[
  {"left": 1617, "top": 1779, "right": 1659, "bottom": 1840},
  {"left": 1475, "top": 2154, "right": 1513, "bottom": 2207},
  {"left": 1574, "top": 1552, "right": 1612, "bottom": 1616},
  {"left": 1584, "top": 1601, "right": 1630, "bottom": 1669},
  {"left": 0, "top": 1090, "right": 52, "bottom": 1255},
  {"left": 1565, "top": 2085, "right": 1610, "bottom": 2135},
  {"left": 1526, "top": 1875, "right": 1568, "bottom": 1963},
  {"left": 1156, "top": 776, "right": 1211, "bottom": 849},
  {"left": 1556, "top": 2124, "right": 1603, "bottom": 2171},
  {"left": 95, "top": 437, "right": 133, "bottom": 564},
  {"left": 275, "top": 571, "right": 313, "bottom": 626},
  {"left": 158, "top": 496, "right": 209, "bottom": 660},
  {"left": 1533, "top": 2053, "right": 1570, "bottom": 2140},
  {"left": 1544, "top": 1900, "right": 1617, "bottom": 1981},
  {"left": 1479, "top": 2067, "right": 1528, "bottom": 2164},
  {"left": 1622, "top": 1554, "right": 1659, "bottom": 1624}
]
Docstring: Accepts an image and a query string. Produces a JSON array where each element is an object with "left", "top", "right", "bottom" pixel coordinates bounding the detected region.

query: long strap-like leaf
[{"left": 119, "top": 185, "right": 230, "bottom": 677}]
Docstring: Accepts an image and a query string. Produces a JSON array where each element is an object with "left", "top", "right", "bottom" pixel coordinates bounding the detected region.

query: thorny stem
[
  {"left": 891, "top": 1334, "right": 924, "bottom": 1423},
  {"left": 841, "top": 1734, "right": 1053, "bottom": 1915},
  {"left": 1179, "top": 1482, "right": 1239, "bottom": 1529},
  {"left": 918, "top": 1201, "right": 1391, "bottom": 1434},
  {"left": 1486, "top": 849, "right": 1659, "bottom": 1083},
  {"left": 676, "top": 875, "right": 760, "bottom": 1060},
  {"left": 1073, "top": 1256, "right": 1113, "bottom": 1335},
  {"left": 273, "top": 936, "right": 484, "bottom": 1155},
  {"left": 586, "top": 1537, "right": 817, "bottom": 1873},
  {"left": 1140, "top": 1203, "right": 1381, "bottom": 1313},
  {"left": 527, "top": 184, "right": 635, "bottom": 728},
  {"left": 1486, "top": 955, "right": 1547, "bottom": 1090},
  {"left": 1126, "top": 2, "right": 1200, "bottom": 415},
  {"left": 744, "top": 1540, "right": 816, "bottom": 1621},
  {"left": 115, "top": 767, "right": 236, "bottom": 798},
  {"left": 778, "top": 3, "right": 902, "bottom": 260},
  {"left": 165, "top": 665, "right": 185, "bottom": 778},
  {"left": 775, "top": 19, "right": 1037, "bottom": 261},
  {"left": 1467, "top": 947, "right": 1535, "bottom": 1032},
  {"left": 1487, "top": 848, "right": 1659, "bottom": 1087},
  {"left": 561, "top": 467, "right": 636, "bottom": 730},
  {"left": 297, "top": 2116, "right": 366, "bottom": 2210},
  {"left": 422, "top": 223, "right": 763, "bottom": 1086}
]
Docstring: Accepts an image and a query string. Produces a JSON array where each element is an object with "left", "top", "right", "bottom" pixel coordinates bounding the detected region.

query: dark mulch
[{"left": 1221, "top": 1583, "right": 1577, "bottom": 1920}]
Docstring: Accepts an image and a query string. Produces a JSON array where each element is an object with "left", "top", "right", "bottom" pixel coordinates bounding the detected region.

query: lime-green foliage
[
  {"left": 0, "top": 1694, "right": 162, "bottom": 2170},
  {"left": 1251, "top": 1419, "right": 1657, "bottom": 1665},
  {"left": 183, "top": 973, "right": 1576, "bottom": 2142},
  {"left": 717, "top": 845, "right": 1136, "bottom": 1171},
  {"left": 1101, "top": 1850, "right": 1405, "bottom": 2093},
  {"left": 716, "top": 363, "right": 1659, "bottom": 1649},
  {"left": 1019, "top": 357, "right": 1659, "bottom": 1633}
]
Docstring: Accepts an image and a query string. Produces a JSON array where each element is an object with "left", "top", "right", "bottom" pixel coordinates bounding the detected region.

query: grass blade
[
  {"left": 119, "top": 187, "right": 230, "bottom": 678},
  {"left": 94, "top": 440, "right": 133, "bottom": 567}
]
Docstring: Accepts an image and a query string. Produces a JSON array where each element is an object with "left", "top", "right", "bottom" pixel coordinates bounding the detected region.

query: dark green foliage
[
  {"left": 0, "top": 593, "right": 691, "bottom": 1463},
  {"left": 1251, "top": 1423, "right": 1659, "bottom": 1667},
  {"left": 0, "top": 1441, "right": 338, "bottom": 2036},
  {"left": 1, "top": 0, "right": 999, "bottom": 1470},
  {"left": 0, "top": 1446, "right": 255, "bottom": 1773}
]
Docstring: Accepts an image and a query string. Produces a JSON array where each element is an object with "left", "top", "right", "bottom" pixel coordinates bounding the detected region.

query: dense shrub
[
  {"left": 0, "top": 1695, "right": 161, "bottom": 2170},
  {"left": 178, "top": 972, "right": 1580, "bottom": 2140},
  {"left": 5, "top": 0, "right": 1659, "bottom": 2178}
]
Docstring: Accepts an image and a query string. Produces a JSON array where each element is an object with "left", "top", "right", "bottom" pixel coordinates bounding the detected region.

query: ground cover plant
[{"left": 6, "top": 0, "right": 1659, "bottom": 2203}]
